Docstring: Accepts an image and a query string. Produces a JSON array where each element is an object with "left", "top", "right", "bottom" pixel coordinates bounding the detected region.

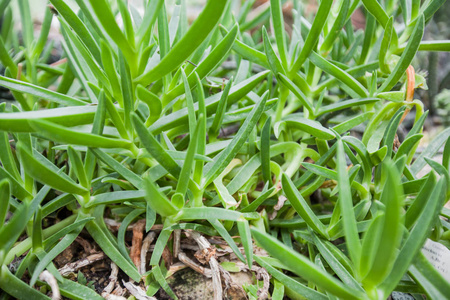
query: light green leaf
[
  {"left": 275, "top": 119, "right": 335, "bottom": 140},
  {"left": 29, "top": 119, "right": 131, "bottom": 149},
  {"left": 133, "top": 114, "right": 182, "bottom": 178},
  {"left": 136, "top": 0, "right": 228, "bottom": 85},
  {"left": 251, "top": 229, "right": 366, "bottom": 300},
  {"left": 203, "top": 91, "right": 268, "bottom": 187},
  {"left": 0, "top": 106, "right": 97, "bottom": 132},
  {"left": 282, "top": 173, "right": 329, "bottom": 238},
  {"left": 0, "top": 265, "right": 50, "bottom": 300},
  {"left": 309, "top": 52, "right": 369, "bottom": 98},
  {"left": 335, "top": 140, "right": 361, "bottom": 268},
  {"left": 237, "top": 218, "right": 253, "bottom": 267},
  {"left": 277, "top": 74, "right": 314, "bottom": 115},
  {"left": 86, "top": 219, "right": 141, "bottom": 282},
  {"left": 364, "top": 161, "right": 404, "bottom": 287},
  {"left": 88, "top": 0, "right": 135, "bottom": 64},
  {"left": 0, "top": 75, "right": 87, "bottom": 106},
  {"left": 378, "top": 15, "right": 424, "bottom": 93},
  {"left": 289, "top": 0, "right": 333, "bottom": 75},
  {"left": 17, "top": 142, "right": 87, "bottom": 195},
  {"left": 165, "top": 23, "right": 238, "bottom": 102},
  {"left": 254, "top": 256, "right": 328, "bottom": 300},
  {"left": 144, "top": 176, "right": 179, "bottom": 217}
]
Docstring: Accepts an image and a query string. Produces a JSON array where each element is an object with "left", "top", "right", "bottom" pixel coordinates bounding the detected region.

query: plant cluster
[{"left": 0, "top": 0, "right": 449, "bottom": 299}]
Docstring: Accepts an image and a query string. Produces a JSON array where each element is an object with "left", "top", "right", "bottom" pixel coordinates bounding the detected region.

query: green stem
[
  {"left": 275, "top": 85, "right": 289, "bottom": 123},
  {"left": 4, "top": 214, "right": 77, "bottom": 265},
  {"left": 362, "top": 102, "right": 402, "bottom": 145},
  {"left": 130, "top": 143, "right": 157, "bottom": 169},
  {"left": 193, "top": 188, "right": 204, "bottom": 208}
]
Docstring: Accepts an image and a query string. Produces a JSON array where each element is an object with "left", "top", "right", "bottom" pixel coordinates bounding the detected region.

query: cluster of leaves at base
[{"left": 0, "top": 0, "right": 450, "bottom": 299}]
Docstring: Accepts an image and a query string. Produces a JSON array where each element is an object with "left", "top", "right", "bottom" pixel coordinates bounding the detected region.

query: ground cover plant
[{"left": 0, "top": 0, "right": 450, "bottom": 299}]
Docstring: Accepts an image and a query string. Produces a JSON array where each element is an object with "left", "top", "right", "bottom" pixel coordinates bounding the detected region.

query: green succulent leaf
[
  {"left": 251, "top": 228, "right": 366, "bottom": 300},
  {"left": 17, "top": 142, "right": 87, "bottom": 195},
  {"left": 136, "top": 0, "right": 228, "bottom": 85}
]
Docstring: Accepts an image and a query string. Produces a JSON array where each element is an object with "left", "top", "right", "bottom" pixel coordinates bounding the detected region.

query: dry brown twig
[
  {"left": 166, "top": 262, "right": 188, "bottom": 277},
  {"left": 256, "top": 267, "right": 270, "bottom": 300},
  {"left": 50, "top": 57, "right": 68, "bottom": 67},
  {"left": 179, "top": 243, "right": 200, "bottom": 251},
  {"left": 162, "top": 245, "right": 173, "bottom": 269},
  {"left": 173, "top": 229, "right": 181, "bottom": 259},
  {"left": 103, "top": 262, "right": 119, "bottom": 295},
  {"left": 102, "top": 263, "right": 133, "bottom": 300},
  {"left": 146, "top": 243, "right": 199, "bottom": 252},
  {"left": 112, "top": 285, "right": 126, "bottom": 297},
  {"left": 177, "top": 251, "right": 212, "bottom": 277},
  {"left": 122, "top": 280, "right": 157, "bottom": 300},
  {"left": 58, "top": 252, "right": 106, "bottom": 276},
  {"left": 226, "top": 261, "right": 271, "bottom": 299},
  {"left": 104, "top": 218, "right": 163, "bottom": 232},
  {"left": 269, "top": 195, "right": 288, "bottom": 220},
  {"left": 130, "top": 219, "right": 146, "bottom": 270},
  {"left": 75, "top": 236, "right": 94, "bottom": 254},
  {"left": 218, "top": 265, "right": 247, "bottom": 299},
  {"left": 102, "top": 294, "right": 126, "bottom": 300},
  {"left": 102, "top": 262, "right": 130, "bottom": 300},
  {"left": 39, "top": 270, "right": 61, "bottom": 300},
  {"left": 140, "top": 231, "right": 156, "bottom": 274},
  {"left": 186, "top": 230, "right": 222, "bottom": 300}
]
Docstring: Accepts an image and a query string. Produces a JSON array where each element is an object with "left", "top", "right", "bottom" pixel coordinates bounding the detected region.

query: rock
[{"left": 161, "top": 267, "right": 253, "bottom": 300}]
